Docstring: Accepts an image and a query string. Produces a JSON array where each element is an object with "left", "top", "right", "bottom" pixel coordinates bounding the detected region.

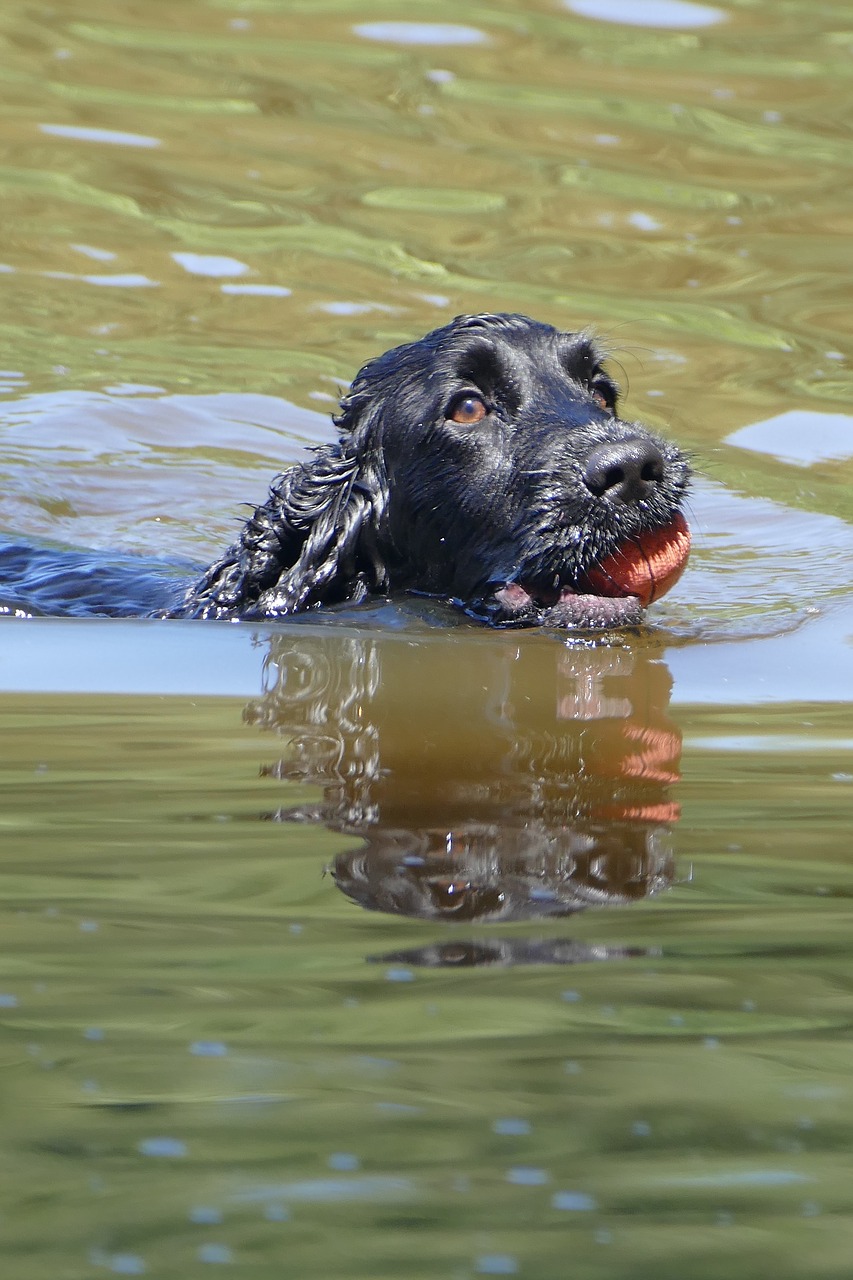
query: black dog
[
  {"left": 175, "top": 311, "right": 686, "bottom": 629},
  {"left": 175, "top": 313, "right": 690, "bottom": 629}
]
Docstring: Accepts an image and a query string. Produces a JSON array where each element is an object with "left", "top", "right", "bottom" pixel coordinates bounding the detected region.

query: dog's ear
[
  {"left": 250, "top": 440, "right": 389, "bottom": 616},
  {"left": 178, "top": 397, "right": 390, "bottom": 619}
]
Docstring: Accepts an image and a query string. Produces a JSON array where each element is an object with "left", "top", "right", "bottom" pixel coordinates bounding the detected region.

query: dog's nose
[{"left": 581, "top": 438, "right": 665, "bottom": 503}]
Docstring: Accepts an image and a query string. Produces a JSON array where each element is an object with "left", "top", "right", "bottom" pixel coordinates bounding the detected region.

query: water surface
[{"left": 0, "top": 0, "right": 851, "bottom": 1276}]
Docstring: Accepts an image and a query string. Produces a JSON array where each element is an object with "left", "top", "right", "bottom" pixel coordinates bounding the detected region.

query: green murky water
[{"left": 0, "top": 0, "right": 852, "bottom": 1276}]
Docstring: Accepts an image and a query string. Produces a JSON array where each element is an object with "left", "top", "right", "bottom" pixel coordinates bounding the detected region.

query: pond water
[{"left": 1, "top": 0, "right": 852, "bottom": 1276}]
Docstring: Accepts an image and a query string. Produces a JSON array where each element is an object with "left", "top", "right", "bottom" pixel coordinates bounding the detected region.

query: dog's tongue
[{"left": 580, "top": 513, "right": 691, "bottom": 607}]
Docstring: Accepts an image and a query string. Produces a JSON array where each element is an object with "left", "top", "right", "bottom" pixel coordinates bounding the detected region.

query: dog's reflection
[{"left": 245, "top": 627, "right": 681, "bottom": 964}]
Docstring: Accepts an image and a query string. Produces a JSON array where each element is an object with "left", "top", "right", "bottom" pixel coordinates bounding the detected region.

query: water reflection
[
  {"left": 564, "top": 0, "right": 726, "bottom": 28},
  {"left": 246, "top": 629, "right": 682, "bottom": 963},
  {"left": 370, "top": 937, "right": 661, "bottom": 969}
]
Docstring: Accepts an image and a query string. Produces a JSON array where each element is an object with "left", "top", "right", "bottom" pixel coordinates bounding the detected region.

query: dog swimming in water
[{"left": 175, "top": 312, "right": 691, "bottom": 629}]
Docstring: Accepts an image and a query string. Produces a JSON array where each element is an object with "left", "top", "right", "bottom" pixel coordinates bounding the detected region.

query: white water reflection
[
  {"left": 42, "top": 272, "right": 159, "bottom": 287},
  {"left": 38, "top": 123, "right": 161, "bottom": 147},
  {"left": 220, "top": 283, "right": 291, "bottom": 297},
  {"left": 232, "top": 1175, "right": 417, "bottom": 1203},
  {"left": 0, "top": 619, "right": 261, "bottom": 697},
  {"left": 354, "top": 22, "right": 488, "bottom": 45},
  {"left": 565, "top": 0, "right": 726, "bottom": 27},
  {"left": 727, "top": 410, "right": 853, "bottom": 467},
  {"left": 171, "top": 252, "right": 250, "bottom": 278},
  {"left": 660, "top": 1169, "right": 813, "bottom": 1188},
  {"left": 70, "top": 244, "right": 117, "bottom": 261}
]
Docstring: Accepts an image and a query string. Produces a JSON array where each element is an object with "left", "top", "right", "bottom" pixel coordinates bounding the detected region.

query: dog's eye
[
  {"left": 590, "top": 381, "right": 615, "bottom": 413},
  {"left": 447, "top": 394, "right": 488, "bottom": 425}
]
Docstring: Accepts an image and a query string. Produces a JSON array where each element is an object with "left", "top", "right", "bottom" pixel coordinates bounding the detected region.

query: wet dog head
[{"left": 181, "top": 312, "right": 691, "bottom": 626}]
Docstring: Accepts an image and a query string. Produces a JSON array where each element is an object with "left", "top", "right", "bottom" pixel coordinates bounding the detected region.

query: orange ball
[{"left": 583, "top": 513, "right": 691, "bottom": 607}]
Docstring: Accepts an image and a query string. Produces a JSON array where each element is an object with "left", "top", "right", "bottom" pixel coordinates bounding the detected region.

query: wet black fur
[{"left": 175, "top": 313, "right": 690, "bottom": 625}]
